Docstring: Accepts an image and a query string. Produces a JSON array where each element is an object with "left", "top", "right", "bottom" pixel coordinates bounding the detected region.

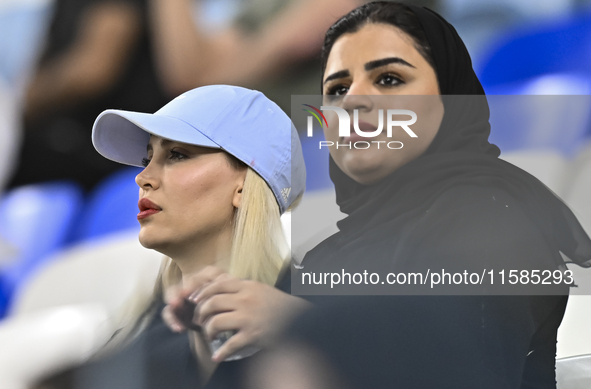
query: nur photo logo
[{"left": 303, "top": 104, "right": 418, "bottom": 149}]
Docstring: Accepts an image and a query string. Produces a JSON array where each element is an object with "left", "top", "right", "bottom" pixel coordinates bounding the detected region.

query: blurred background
[{"left": 1, "top": 0, "right": 591, "bottom": 384}]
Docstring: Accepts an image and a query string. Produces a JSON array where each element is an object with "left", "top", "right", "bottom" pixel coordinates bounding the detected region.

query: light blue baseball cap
[{"left": 92, "top": 85, "right": 305, "bottom": 214}]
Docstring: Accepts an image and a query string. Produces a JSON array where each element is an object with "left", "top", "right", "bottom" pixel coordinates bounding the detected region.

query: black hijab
[
  {"left": 305, "top": 4, "right": 591, "bottom": 278},
  {"left": 287, "top": 6, "right": 588, "bottom": 386}
]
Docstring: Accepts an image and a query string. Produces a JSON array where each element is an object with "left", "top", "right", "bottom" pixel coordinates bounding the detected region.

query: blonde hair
[
  {"left": 98, "top": 166, "right": 293, "bottom": 355},
  {"left": 159, "top": 167, "right": 290, "bottom": 290}
]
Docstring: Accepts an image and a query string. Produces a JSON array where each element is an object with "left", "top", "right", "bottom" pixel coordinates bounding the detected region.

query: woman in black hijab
[
  {"left": 252, "top": 2, "right": 591, "bottom": 388},
  {"left": 166, "top": 2, "right": 591, "bottom": 387}
]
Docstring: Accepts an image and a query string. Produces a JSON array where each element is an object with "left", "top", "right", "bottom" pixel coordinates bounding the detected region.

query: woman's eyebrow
[
  {"left": 324, "top": 69, "right": 350, "bottom": 84},
  {"left": 365, "top": 57, "right": 415, "bottom": 71},
  {"left": 146, "top": 138, "right": 172, "bottom": 153}
]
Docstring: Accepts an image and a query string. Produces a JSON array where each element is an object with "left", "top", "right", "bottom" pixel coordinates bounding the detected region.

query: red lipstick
[{"left": 138, "top": 198, "right": 162, "bottom": 220}]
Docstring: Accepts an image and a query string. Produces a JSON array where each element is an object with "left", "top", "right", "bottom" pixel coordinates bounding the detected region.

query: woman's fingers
[
  {"left": 191, "top": 275, "right": 242, "bottom": 304},
  {"left": 195, "top": 293, "right": 236, "bottom": 326},
  {"left": 162, "top": 304, "right": 186, "bottom": 333},
  {"left": 201, "top": 311, "right": 257, "bottom": 362},
  {"left": 162, "top": 266, "right": 229, "bottom": 332},
  {"left": 164, "top": 269, "right": 305, "bottom": 361},
  {"left": 163, "top": 284, "right": 193, "bottom": 332},
  {"left": 202, "top": 311, "right": 242, "bottom": 340},
  {"left": 162, "top": 297, "right": 203, "bottom": 332}
]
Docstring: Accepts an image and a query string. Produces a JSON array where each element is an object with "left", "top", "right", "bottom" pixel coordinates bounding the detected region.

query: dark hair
[{"left": 320, "top": 2, "right": 435, "bottom": 84}]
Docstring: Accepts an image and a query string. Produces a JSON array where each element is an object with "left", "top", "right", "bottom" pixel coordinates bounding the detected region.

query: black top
[
  {"left": 68, "top": 301, "right": 258, "bottom": 389},
  {"left": 57, "top": 267, "right": 292, "bottom": 389},
  {"left": 286, "top": 291, "right": 568, "bottom": 388}
]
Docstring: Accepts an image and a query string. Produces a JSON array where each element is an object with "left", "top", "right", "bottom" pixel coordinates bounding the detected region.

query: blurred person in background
[
  {"left": 0, "top": 81, "right": 19, "bottom": 270},
  {"left": 5, "top": 0, "right": 439, "bottom": 194},
  {"left": 0, "top": 77, "right": 20, "bottom": 193},
  {"left": 8, "top": 0, "right": 168, "bottom": 192},
  {"left": 164, "top": 2, "right": 591, "bottom": 388},
  {"left": 148, "top": 0, "right": 439, "bottom": 113},
  {"left": 0, "top": 0, "right": 52, "bottom": 193},
  {"left": 30, "top": 85, "right": 306, "bottom": 389}
]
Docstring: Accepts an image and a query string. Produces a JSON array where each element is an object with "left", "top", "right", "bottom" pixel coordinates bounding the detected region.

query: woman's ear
[
  {"left": 233, "top": 186, "right": 243, "bottom": 208},
  {"left": 232, "top": 171, "right": 247, "bottom": 208}
]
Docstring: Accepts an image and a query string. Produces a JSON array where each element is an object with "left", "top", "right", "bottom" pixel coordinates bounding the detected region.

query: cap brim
[{"left": 92, "top": 109, "right": 221, "bottom": 166}]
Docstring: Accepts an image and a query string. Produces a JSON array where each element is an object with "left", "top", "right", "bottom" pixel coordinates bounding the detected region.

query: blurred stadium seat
[
  {"left": 71, "top": 167, "right": 142, "bottom": 242},
  {"left": 11, "top": 232, "right": 162, "bottom": 323},
  {"left": 478, "top": 12, "right": 591, "bottom": 153},
  {"left": 478, "top": 12, "right": 591, "bottom": 89},
  {"left": 563, "top": 141, "right": 591, "bottom": 236},
  {"left": 0, "top": 303, "right": 114, "bottom": 388},
  {"left": 291, "top": 188, "right": 343, "bottom": 262},
  {"left": 488, "top": 93, "right": 591, "bottom": 154},
  {"left": 477, "top": 13, "right": 591, "bottom": 153},
  {"left": 0, "top": 182, "right": 83, "bottom": 262},
  {"left": 556, "top": 353, "right": 591, "bottom": 388},
  {"left": 443, "top": 2, "right": 527, "bottom": 68},
  {"left": 0, "top": 181, "right": 84, "bottom": 315},
  {"left": 484, "top": 73, "right": 591, "bottom": 96},
  {"left": 0, "top": 275, "right": 8, "bottom": 318},
  {"left": 500, "top": 149, "right": 570, "bottom": 195}
]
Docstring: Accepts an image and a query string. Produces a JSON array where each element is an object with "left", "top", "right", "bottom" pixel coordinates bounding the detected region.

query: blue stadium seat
[
  {"left": 72, "top": 167, "right": 142, "bottom": 242},
  {"left": 486, "top": 79, "right": 591, "bottom": 154},
  {"left": 0, "top": 181, "right": 83, "bottom": 263},
  {"left": 0, "top": 181, "right": 84, "bottom": 316},
  {"left": 478, "top": 12, "right": 591, "bottom": 90},
  {"left": 476, "top": 12, "right": 591, "bottom": 154},
  {"left": 0, "top": 273, "right": 8, "bottom": 318}
]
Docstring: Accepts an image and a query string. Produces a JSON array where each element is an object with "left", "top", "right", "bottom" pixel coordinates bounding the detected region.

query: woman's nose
[
  {"left": 135, "top": 165, "right": 160, "bottom": 190},
  {"left": 341, "top": 87, "right": 374, "bottom": 113}
]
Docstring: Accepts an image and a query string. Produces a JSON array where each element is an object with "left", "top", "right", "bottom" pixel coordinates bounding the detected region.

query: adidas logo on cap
[{"left": 281, "top": 187, "right": 291, "bottom": 204}]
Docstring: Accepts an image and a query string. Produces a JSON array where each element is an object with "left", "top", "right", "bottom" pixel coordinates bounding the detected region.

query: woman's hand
[
  {"left": 162, "top": 266, "right": 310, "bottom": 361},
  {"left": 161, "top": 266, "right": 226, "bottom": 332}
]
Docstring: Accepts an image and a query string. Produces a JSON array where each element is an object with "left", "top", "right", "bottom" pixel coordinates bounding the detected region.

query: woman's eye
[
  {"left": 377, "top": 74, "right": 403, "bottom": 87},
  {"left": 141, "top": 157, "right": 151, "bottom": 167},
  {"left": 325, "top": 85, "right": 349, "bottom": 100},
  {"left": 169, "top": 150, "right": 188, "bottom": 161}
]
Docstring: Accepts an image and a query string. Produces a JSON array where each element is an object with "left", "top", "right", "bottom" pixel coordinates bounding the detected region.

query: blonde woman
[{"left": 33, "top": 85, "right": 305, "bottom": 389}]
